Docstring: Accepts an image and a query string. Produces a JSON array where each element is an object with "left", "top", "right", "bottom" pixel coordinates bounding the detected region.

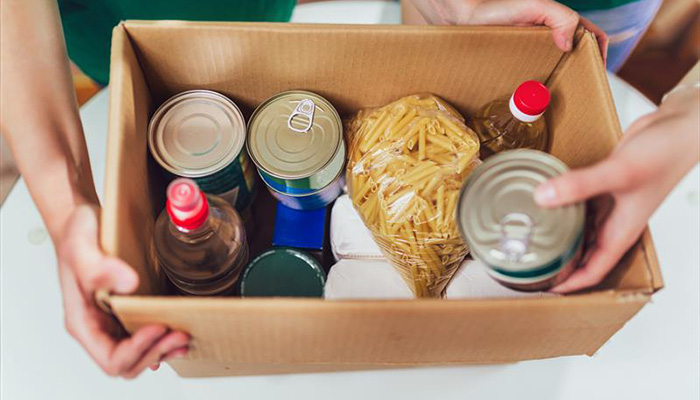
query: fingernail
[
  {"left": 534, "top": 182, "right": 557, "bottom": 205},
  {"left": 566, "top": 39, "right": 573, "bottom": 51}
]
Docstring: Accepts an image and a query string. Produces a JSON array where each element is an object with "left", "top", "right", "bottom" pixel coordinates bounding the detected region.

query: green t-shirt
[
  {"left": 559, "top": 0, "right": 639, "bottom": 11},
  {"left": 57, "top": 0, "right": 297, "bottom": 84}
]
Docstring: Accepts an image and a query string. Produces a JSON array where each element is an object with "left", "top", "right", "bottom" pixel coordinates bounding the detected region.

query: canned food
[
  {"left": 239, "top": 248, "right": 326, "bottom": 297},
  {"left": 456, "top": 150, "right": 585, "bottom": 291},
  {"left": 148, "top": 90, "right": 257, "bottom": 212},
  {"left": 247, "top": 90, "right": 345, "bottom": 210}
]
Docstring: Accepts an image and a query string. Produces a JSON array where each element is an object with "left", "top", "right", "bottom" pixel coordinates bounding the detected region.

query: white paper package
[
  {"left": 330, "top": 194, "right": 383, "bottom": 260},
  {"left": 325, "top": 259, "right": 415, "bottom": 300}
]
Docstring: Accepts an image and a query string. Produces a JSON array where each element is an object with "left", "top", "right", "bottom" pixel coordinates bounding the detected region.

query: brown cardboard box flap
[
  {"left": 102, "top": 21, "right": 662, "bottom": 377},
  {"left": 108, "top": 292, "right": 649, "bottom": 374}
]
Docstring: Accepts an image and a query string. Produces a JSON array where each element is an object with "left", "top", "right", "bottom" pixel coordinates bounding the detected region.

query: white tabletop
[{"left": 2, "top": 2, "right": 698, "bottom": 399}]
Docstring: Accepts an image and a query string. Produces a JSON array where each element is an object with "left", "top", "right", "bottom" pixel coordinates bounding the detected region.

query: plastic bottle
[
  {"left": 472, "top": 80, "right": 551, "bottom": 159},
  {"left": 152, "top": 178, "right": 249, "bottom": 296}
]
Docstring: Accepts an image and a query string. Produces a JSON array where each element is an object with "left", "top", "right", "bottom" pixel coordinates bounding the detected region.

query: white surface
[{"left": 1, "top": 2, "right": 698, "bottom": 399}]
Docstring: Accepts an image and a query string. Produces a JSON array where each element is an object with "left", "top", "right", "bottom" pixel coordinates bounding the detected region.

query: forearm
[
  {"left": 661, "top": 61, "right": 700, "bottom": 165},
  {"left": 0, "top": 0, "right": 98, "bottom": 241}
]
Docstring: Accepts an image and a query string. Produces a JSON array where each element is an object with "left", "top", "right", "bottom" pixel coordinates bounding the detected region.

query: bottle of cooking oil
[
  {"left": 472, "top": 80, "right": 551, "bottom": 159},
  {"left": 152, "top": 178, "right": 248, "bottom": 296}
]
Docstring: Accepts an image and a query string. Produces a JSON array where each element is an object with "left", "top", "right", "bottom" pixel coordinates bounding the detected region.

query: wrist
[{"left": 47, "top": 189, "right": 100, "bottom": 247}]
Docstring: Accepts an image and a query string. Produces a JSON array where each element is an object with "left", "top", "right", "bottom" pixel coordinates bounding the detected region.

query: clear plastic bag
[{"left": 346, "top": 94, "right": 481, "bottom": 297}]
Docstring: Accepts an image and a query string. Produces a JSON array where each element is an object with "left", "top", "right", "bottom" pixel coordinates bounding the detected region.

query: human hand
[
  {"left": 535, "top": 88, "right": 700, "bottom": 293},
  {"left": 57, "top": 205, "right": 190, "bottom": 378},
  {"left": 407, "top": 0, "right": 608, "bottom": 61}
]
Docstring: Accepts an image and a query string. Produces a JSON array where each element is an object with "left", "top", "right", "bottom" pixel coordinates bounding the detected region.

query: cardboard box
[{"left": 101, "top": 21, "right": 663, "bottom": 378}]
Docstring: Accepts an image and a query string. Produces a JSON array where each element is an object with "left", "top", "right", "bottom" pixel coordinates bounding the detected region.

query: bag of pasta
[{"left": 346, "top": 94, "right": 481, "bottom": 298}]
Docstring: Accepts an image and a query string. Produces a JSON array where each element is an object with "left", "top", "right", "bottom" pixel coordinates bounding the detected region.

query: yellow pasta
[
  {"left": 402, "top": 163, "right": 440, "bottom": 185},
  {"left": 436, "top": 185, "right": 445, "bottom": 228},
  {"left": 426, "top": 133, "right": 457, "bottom": 153},
  {"left": 428, "top": 152, "right": 454, "bottom": 165},
  {"left": 360, "top": 110, "right": 390, "bottom": 152},
  {"left": 445, "top": 190, "right": 459, "bottom": 227},
  {"left": 418, "top": 126, "right": 426, "bottom": 161},
  {"left": 389, "top": 109, "right": 418, "bottom": 139},
  {"left": 346, "top": 94, "right": 480, "bottom": 298}
]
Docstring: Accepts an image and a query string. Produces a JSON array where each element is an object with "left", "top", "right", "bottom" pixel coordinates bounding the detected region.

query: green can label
[{"left": 194, "top": 150, "right": 257, "bottom": 212}]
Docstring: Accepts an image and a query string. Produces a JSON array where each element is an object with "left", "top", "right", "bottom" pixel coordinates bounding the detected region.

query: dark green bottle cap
[{"left": 239, "top": 248, "right": 325, "bottom": 297}]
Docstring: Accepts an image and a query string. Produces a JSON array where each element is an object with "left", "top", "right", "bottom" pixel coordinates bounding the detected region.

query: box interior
[{"left": 101, "top": 22, "right": 662, "bottom": 375}]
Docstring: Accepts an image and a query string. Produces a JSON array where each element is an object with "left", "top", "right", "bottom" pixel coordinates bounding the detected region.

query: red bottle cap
[
  {"left": 512, "top": 81, "right": 550, "bottom": 116},
  {"left": 166, "top": 178, "right": 208, "bottom": 230}
]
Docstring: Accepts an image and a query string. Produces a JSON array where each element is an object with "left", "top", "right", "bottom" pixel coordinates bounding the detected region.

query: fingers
[
  {"left": 149, "top": 346, "right": 189, "bottom": 371},
  {"left": 122, "top": 332, "right": 190, "bottom": 379},
  {"left": 552, "top": 204, "right": 643, "bottom": 293},
  {"left": 106, "top": 325, "right": 169, "bottom": 376},
  {"left": 534, "top": 160, "right": 624, "bottom": 207},
  {"left": 79, "top": 321, "right": 189, "bottom": 378},
  {"left": 58, "top": 205, "right": 189, "bottom": 379},
  {"left": 550, "top": 242, "right": 621, "bottom": 293},
  {"left": 579, "top": 16, "right": 609, "bottom": 63}
]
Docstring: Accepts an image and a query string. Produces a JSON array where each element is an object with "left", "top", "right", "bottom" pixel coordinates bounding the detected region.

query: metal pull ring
[
  {"left": 499, "top": 212, "right": 534, "bottom": 263},
  {"left": 287, "top": 98, "right": 316, "bottom": 133}
]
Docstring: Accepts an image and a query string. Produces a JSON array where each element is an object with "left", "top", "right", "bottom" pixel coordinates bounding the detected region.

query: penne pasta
[
  {"left": 346, "top": 94, "right": 480, "bottom": 297},
  {"left": 436, "top": 185, "right": 445, "bottom": 228},
  {"left": 418, "top": 126, "right": 426, "bottom": 161},
  {"left": 360, "top": 110, "right": 390, "bottom": 152},
  {"left": 389, "top": 108, "right": 418, "bottom": 139},
  {"left": 436, "top": 113, "right": 466, "bottom": 137},
  {"left": 445, "top": 190, "right": 459, "bottom": 227},
  {"left": 426, "top": 133, "right": 457, "bottom": 153}
]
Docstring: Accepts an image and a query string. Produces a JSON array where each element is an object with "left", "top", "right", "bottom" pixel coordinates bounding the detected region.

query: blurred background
[{"left": 1, "top": 0, "right": 698, "bottom": 205}]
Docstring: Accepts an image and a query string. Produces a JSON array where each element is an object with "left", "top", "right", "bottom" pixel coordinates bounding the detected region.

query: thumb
[
  {"left": 534, "top": 160, "right": 622, "bottom": 207},
  {"left": 96, "top": 256, "right": 140, "bottom": 294},
  {"left": 62, "top": 205, "right": 139, "bottom": 295}
]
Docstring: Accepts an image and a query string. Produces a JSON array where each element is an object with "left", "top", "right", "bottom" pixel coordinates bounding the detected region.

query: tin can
[
  {"left": 247, "top": 90, "right": 345, "bottom": 210},
  {"left": 239, "top": 248, "right": 326, "bottom": 297},
  {"left": 456, "top": 150, "right": 585, "bottom": 291},
  {"left": 148, "top": 90, "right": 257, "bottom": 212}
]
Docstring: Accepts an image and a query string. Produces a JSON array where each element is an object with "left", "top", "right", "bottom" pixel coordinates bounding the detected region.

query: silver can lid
[
  {"left": 247, "top": 90, "right": 342, "bottom": 180},
  {"left": 148, "top": 90, "right": 246, "bottom": 178},
  {"left": 457, "top": 150, "right": 585, "bottom": 272}
]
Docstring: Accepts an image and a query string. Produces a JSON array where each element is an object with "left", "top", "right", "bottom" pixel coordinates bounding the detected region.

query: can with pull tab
[
  {"left": 456, "top": 149, "right": 585, "bottom": 291},
  {"left": 246, "top": 90, "right": 345, "bottom": 210}
]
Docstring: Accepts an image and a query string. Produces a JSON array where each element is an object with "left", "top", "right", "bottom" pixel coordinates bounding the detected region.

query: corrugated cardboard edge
[
  {"left": 100, "top": 23, "right": 160, "bottom": 295},
  {"left": 641, "top": 230, "right": 663, "bottom": 291},
  {"left": 547, "top": 30, "right": 663, "bottom": 294},
  {"left": 106, "top": 292, "right": 650, "bottom": 376},
  {"left": 100, "top": 23, "right": 127, "bottom": 259}
]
